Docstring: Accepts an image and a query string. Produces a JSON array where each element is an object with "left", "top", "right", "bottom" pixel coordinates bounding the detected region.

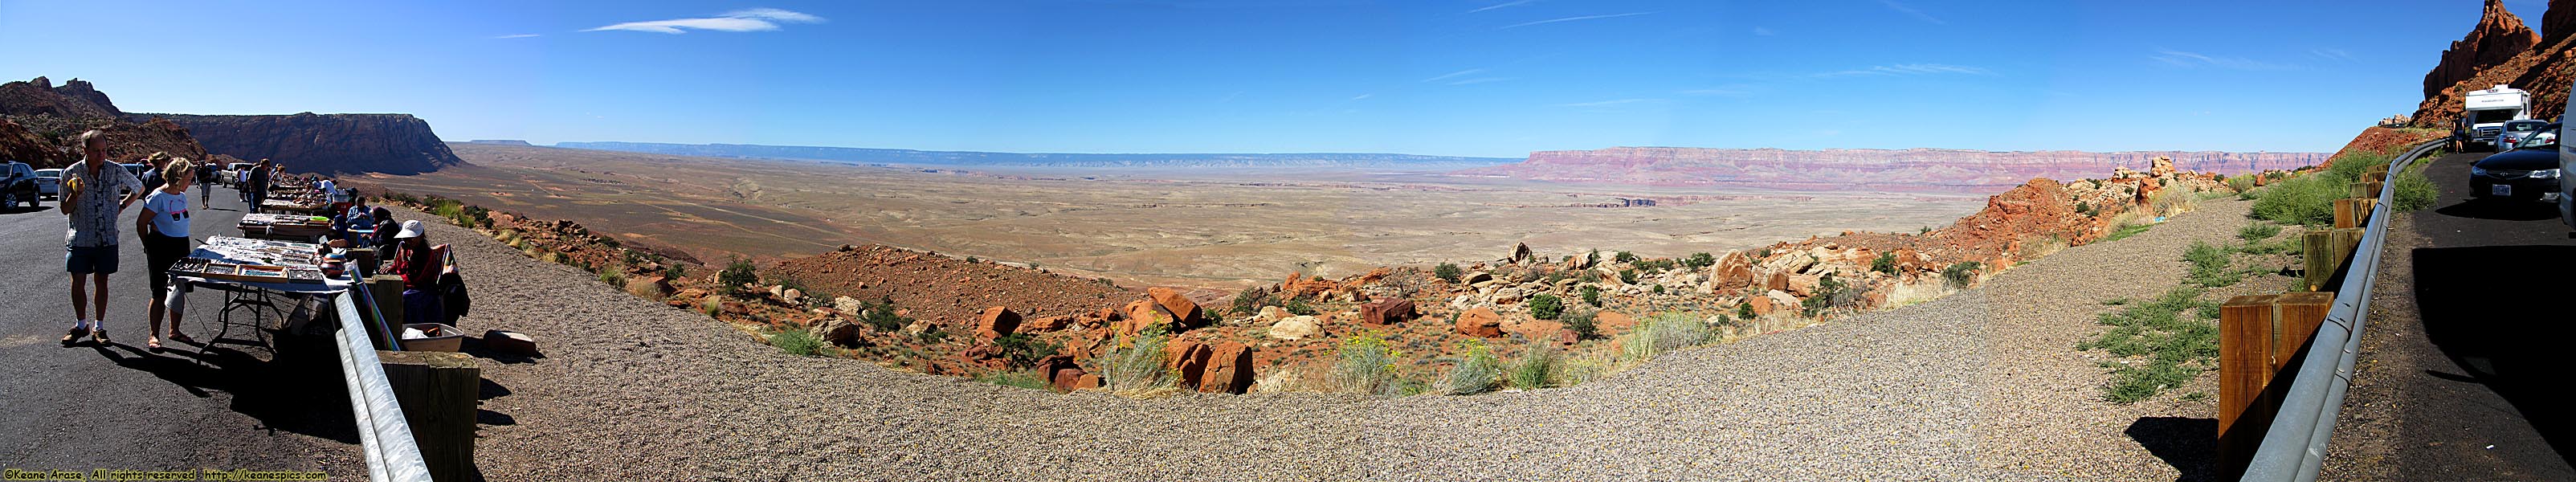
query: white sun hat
[{"left": 394, "top": 220, "right": 426, "bottom": 239}]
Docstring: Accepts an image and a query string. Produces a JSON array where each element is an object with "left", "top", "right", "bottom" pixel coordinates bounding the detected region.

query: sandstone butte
[
  {"left": 2412, "top": 0, "right": 2576, "bottom": 130},
  {"left": 0, "top": 76, "right": 460, "bottom": 174}
]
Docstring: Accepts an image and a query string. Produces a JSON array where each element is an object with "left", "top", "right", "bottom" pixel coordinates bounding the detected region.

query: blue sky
[{"left": 0, "top": 0, "right": 2541, "bottom": 157}]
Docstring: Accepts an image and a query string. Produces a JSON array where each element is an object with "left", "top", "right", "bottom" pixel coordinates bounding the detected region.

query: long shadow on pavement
[
  {"left": 2126, "top": 416, "right": 2219, "bottom": 482},
  {"left": 2411, "top": 244, "right": 2576, "bottom": 471},
  {"left": 2431, "top": 198, "right": 2563, "bottom": 222},
  {"left": 87, "top": 326, "right": 361, "bottom": 444}
]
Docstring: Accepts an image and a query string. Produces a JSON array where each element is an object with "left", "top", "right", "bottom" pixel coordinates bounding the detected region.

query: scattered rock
[
  {"left": 975, "top": 307, "right": 1022, "bottom": 341},
  {"left": 480, "top": 329, "right": 540, "bottom": 356},
  {"left": 1455, "top": 307, "right": 1503, "bottom": 337},
  {"left": 1198, "top": 341, "right": 1255, "bottom": 394},
  {"left": 1359, "top": 298, "right": 1416, "bottom": 325},
  {"left": 810, "top": 317, "right": 865, "bottom": 347},
  {"left": 1270, "top": 316, "right": 1321, "bottom": 340}
]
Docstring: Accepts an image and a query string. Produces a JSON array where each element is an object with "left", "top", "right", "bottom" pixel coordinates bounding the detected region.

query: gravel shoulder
[
  {"left": 1974, "top": 197, "right": 2250, "bottom": 481},
  {"left": 402, "top": 197, "right": 2254, "bottom": 481}
]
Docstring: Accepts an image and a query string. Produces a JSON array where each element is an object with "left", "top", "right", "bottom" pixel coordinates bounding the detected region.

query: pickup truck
[{"left": 220, "top": 162, "right": 255, "bottom": 186}]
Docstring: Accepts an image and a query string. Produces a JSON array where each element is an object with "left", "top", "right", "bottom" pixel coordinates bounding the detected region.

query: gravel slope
[
  {"left": 1975, "top": 198, "right": 2248, "bottom": 481},
  {"left": 405, "top": 198, "right": 2253, "bottom": 481}
]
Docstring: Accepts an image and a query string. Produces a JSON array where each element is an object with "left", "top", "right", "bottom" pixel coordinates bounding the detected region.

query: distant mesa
[
  {"left": 466, "top": 139, "right": 533, "bottom": 145},
  {"left": 0, "top": 76, "right": 462, "bottom": 174},
  {"left": 1459, "top": 147, "right": 2330, "bottom": 194},
  {"left": 554, "top": 141, "right": 1522, "bottom": 170}
]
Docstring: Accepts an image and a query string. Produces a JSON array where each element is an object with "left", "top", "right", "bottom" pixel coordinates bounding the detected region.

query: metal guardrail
[
  {"left": 2239, "top": 138, "right": 2447, "bottom": 481},
  {"left": 330, "top": 273, "right": 435, "bottom": 482}
]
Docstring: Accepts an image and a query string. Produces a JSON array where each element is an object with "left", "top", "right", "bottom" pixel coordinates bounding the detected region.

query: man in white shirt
[{"left": 58, "top": 130, "right": 145, "bottom": 345}]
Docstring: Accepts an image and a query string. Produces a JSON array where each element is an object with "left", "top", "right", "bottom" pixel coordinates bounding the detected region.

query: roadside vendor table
[{"left": 167, "top": 275, "right": 353, "bottom": 354}]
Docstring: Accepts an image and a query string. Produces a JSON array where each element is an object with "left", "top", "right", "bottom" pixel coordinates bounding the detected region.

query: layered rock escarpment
[
  {"left": 1458, "top": 147, "right": 2328, "bottom": 193},
  {"left": 140, "top": 112, "right": 463, "bottom": 175},
  {"left": 2412, "top": 0, "right": 2576, "bottom": 129}
]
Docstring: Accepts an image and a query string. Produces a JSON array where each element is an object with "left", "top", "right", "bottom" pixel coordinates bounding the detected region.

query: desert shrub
[
  {"left": 2077, "top": 287, "right": 2222, "bottom": 403},
  {"left": 974, "top": 370, "right": 1051, "bottom": 390},
  {"left": 2103, "top": 211, "right": 2155, "bottom": 243},
  {"left": 1619, "top": 312, "right": 1714, "bottom": 362},
  {"left": 1633, "top": 259, "right": 1677, "bottom": 272},
  {"left": 1439, "top": 341, "right": 1502, "bottom": 395},
  {"left": 1799, "top": 273, "right": 1861, "bottom": 317},
  {"left": 1614, "top": 251, "right": 1639, "bottom": 263},
  {"left": 2184, "top": 240, "right": 2240, "bottom": 288},
  {"left": 771, "top": 330, "right": 823, "bottom": 357},
  {"left": 1651, "top": 284, "right": 1665, "bottom": 294},
  {"left": 1280, "top": 297, "right": 1320, "bottom": 317},
  {"left": 717, "top": 256, "right": 759, "bottom": 296},
  {"left": 2076, "top": 201, "right": 2095, "bottom": 216},
  {"left": 2017, "top": 235, "right": 2069, "bottom": 259},
  {"left": 1434, "top": 263, "right": 1463, "bottom": 283},
  {"left": 664, "top": 263, "right": 688, "bottom": 280},
  {"left": 993, "top": 333, "right": 1059, "bottom": 369},
  {"left": 2227, "top": 176, "right": 2258, "bottom": 197},
  {"left": 1736, "top": 302, "right": 1756, "bottom": 321},
  {"left": 1684, "top": 252, "right": 1715, "bottom": 268},
  {"left": 1586, "top": 249, "right": 1601, "bottom": 266},
  {"left": 598, "top": 271, "right": 625, "bottom": 288},
  {"left": 2392, "top": 166, "right": 2438, "bottom": 211},
  {"left": 2148, "top": 186, "right": 2195, "bottom": 216},
  {"left": 2251, "top": 173, "right": 2347, "bottom": 226},
  {"left": 1561, "top": 305, "right": 1599, "bottom": 340},
  {"left": 1618, "top": 268, "right": 1637, "bottom": 284},
  {"left": 915, "top": 325, "right": 949, "bottom": 344},
  {"left": 1331, "top": 331, "right": 1401, "bottom": 395},
  {"left": 859, "top": 297, "right": 912, "bottom": 332},
  {"left": 1870, "top": 251, "right": 1897, "bottom": 275},
  {"left": 1097, "top": 325, "right": 1178, "bottom": 392},
  {"left": 1528, "top": 294, "right": 1564, "bottom": 320},
  {"left": 1942, "top": 261, "right": 1982, "bottom": 288},
  {"left": 2238, "top": 223, "right": 2281, "bottom": 241},
  {"left": 1506, "top": 344, "right": 1556, "bottom": 390},
  {"left": 1229, "top": 285, "right": 1274, "bottom": 315},
  {"left": 1578, "top": 284, "right": 1602, "bottom": 307}
]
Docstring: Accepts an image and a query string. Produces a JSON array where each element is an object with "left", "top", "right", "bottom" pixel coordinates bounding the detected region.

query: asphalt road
[
  {"left": 0, "top": 182, "right": 364, "bottom": 478},
  {"left": 2337, "top": 150, "right": 2575, "bottom": 481}
]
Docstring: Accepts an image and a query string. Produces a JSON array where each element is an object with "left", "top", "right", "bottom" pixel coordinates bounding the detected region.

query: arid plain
[{"left": 353, "top": 143, "right": 1990, "bottom": 288}]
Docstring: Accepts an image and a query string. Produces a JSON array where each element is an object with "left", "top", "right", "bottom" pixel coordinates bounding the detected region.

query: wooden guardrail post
[
  {"left": 2221, "top": 294, "right": 2281, "bottom": 477},
  {"left": 379, "top": 350, "right": 481, "bottom": 482},
  {"left": 2302, "top": 228, "right": 2364, "bottom": 292},
  {"left": 2333, "top": 198, "right": 2377, "bottom": 229}
]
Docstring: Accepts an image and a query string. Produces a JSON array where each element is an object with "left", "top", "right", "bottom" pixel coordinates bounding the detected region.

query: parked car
[
  {"left": 35, "top": 168, "right": 60, "bottom": 199},
  {"left": 2, "top": 161, "right": 40, "bottom": 208},
  {"left": 221, "top": 162, "right": 254, "bottom": 186},
  {"left": 2471, "top": 133, "right": 2565, "bottom": 203},
  {"left": 2497, "top": 119, "right": 2553, "bottom": 148}
]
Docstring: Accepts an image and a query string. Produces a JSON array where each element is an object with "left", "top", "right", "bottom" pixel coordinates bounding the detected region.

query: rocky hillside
[
  {"left": 2412, "top": 0, "right": 2576, "bottom": 129},
  {"left": 0, "top": 76, "right": 210, "bottom": 168},
  {"left": 1456, "top": 147, "right": 2326, "bottom": 193},
  {"left": 141, "top": 112, "right": 463, "bottom": 175}
]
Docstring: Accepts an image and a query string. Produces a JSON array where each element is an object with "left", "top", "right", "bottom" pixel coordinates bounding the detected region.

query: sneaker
[{"left": 63, "top": 321, "right": 90, "bottom": 345}]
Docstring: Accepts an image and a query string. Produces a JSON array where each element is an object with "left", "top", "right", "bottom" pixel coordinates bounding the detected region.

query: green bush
[
  {"left": 1506, "top": 344, "right": 1555, "bottom": 390},
  {"left": 2226, "top": 176, "right": 2256, "bottom": 195},
  {"left": 1578, "top": 284, "right": 1602, "bottom": 307},
  {"left": 1736, "top": 302, "right": 1756, "bottom": 321},
  {"left": 1528, "top": 294, "right": 1564, "bottom": 320},
  {"left": 2077, "top": 287, "right": 2222, "bottom": 403},
  {"left": 1331, "top": 332, "right": 1401, "bottom": 395},
  {"left": 1614, "top": 251, "right": 1639, "bottom": 263},
  {"left": 1684, "top": 252, "right": 1716, "bottom": 268},
  {"left": 1439, "top": 341, "right": 1502, "bottom": 395},
  {"left": 1799, "top": 273, "right": 1859, "bottom": 317},
  {"left": 1097, "top": 325, "right": 1177, "bottom": 391},
  {"left": 1434, "top": 263, "right": 1463, "bottom": 283},
  {"left": 1618, "top": 312, "right": 1714, "bottom": 362},
  {"left": 1280, "top": 297, "right": 1319, "bottom": 317},
  {"left": 598, "top": 271, "right": 625, "bottom": 288},
  {"left": 2184, "top": 240, "right": 2240, "bottom": 288},
  {"left": 1870, "top": 252, "right": 1897, "bottom": 275},
  {"left": 2076, "top": 201, "right": 2096, "bottom": 216},
  {"left": 717, "top": 256, "right": 760, "bottom": 296},
  {"left": 1618, "top": 268, "right": 1637, "bottom": 284},
  {"left": 858, "top": 296, "right": 912, "bottom": 332},
  {"left": 1561, "top": 305, "right": 1598, "bottom": 340},
  {"left": 2392, "top": 167, "right": 2438, "bottom": 211},
  {"left": 2250, "top": 174, "right": 2345, "bottom": 226},
  {"left": 772, "top": 330, "right": 823, "bottom": 357},
  {"left": 2237, "top": 223, "right": 2282, "bottom": 241},
  {"left": 1942, "top": 261, "right": 1982, "bottom": 288},
  {"left": 1228, "top": 285, "right": 1273, "bottom": 315}
]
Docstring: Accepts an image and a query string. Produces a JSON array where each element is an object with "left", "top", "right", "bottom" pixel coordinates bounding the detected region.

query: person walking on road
[
  {"left": 246, "top": 159, "right": 272, "bottom": 214},
  {"left": 195, "top": 160, "right": 215, "bottom": 204},
  {"left": 139, "top": 157, "right": 198, "bottom": 351},
  {"left": 59, "top": 130, "right": 145, "bottom": 346}
]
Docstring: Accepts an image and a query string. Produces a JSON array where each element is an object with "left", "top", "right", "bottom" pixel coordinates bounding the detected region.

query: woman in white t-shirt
[{"left": 138, "top": 158, "right": 197, "bottom": 351}]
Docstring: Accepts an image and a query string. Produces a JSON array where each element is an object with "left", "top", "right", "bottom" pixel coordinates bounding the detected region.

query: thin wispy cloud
[
  {"left": 491, "top": 34, "right": 541, "bottom": 39},
  {"left": 1447, "top": 77, "right": 1513, "bottom": 85},
  {"left": 1501, "top": 11, "right": 1655, "bottom": 29},
  {"left": 586, "top": 7, "right": 825, "bottom": 35},
  {"left": 1554, "top": 98, "right": 1655, "bottom": 108},
  {"left": 1467, "top": 0, "right": 1537, "bottom": 14},
  {"left": 2309, "top": 48, "right": 2354, "bottom": 61},
  {"left": 1350, "top": 93, "right": 1374, "bottom": 100},
  {"left": 1879, "top": 1, "right": 1945, "bottom": 24},
  {"left": 1422, "top": 68, "right": 1488, "bottom": 83},
  {"left": 1814, "top": 63, "right": 1993, "bottom": 78},
  {"left": 1752, "top": 27, "right": 1775, "bottom": 36},
  {"left": 2151, "top": 48, "right": 2295, "bottom": 71}
]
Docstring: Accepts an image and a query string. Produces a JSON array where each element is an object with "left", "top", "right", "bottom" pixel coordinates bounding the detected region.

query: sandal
[
  {"left": 168, "top": 332, "right": 196, "bottom": 345},
  {"left": 147, "top": 337, "right": 163, "bottom": 352},
  {"left": 90, "top": 329, "right": 110, "bottom": 345},
  {"left": 63, "top": 326, "right": 87, "bottom": 345}
]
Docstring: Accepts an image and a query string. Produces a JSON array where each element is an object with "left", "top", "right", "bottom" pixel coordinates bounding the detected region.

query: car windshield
[{"left": 2507, "top": 122, "right": 2545, "bottom": 132}]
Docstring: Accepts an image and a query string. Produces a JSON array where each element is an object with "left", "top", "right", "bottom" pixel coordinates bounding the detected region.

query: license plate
[{"left": 2493, "top": 184, "right": 2513, "bottom": 196}]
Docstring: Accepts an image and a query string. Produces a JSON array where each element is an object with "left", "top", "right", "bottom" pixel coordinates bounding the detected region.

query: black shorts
[{"left": 144, "top": 234, "right": 190, "bottom": 296}]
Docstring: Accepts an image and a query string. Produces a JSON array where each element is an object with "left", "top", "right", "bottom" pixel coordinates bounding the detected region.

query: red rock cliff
[
  {"left": 2423, "top": 0, "right": 2540, "bottom": 100},
  {"left": 140, "top": 112, "right": 464, "bottom": 175},
  {"left": 2411, "top": 0, "right": 2576, "bottom": 129}
]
